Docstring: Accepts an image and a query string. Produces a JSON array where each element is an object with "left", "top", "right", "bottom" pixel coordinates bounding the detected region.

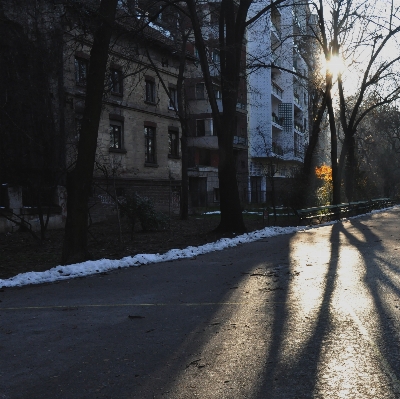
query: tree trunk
[
  {"left": 62, "top": 0, "right": 119, "bottom": 264},
  {"left": 186, "top": 0, "right": 246, "bottom": 233},
  {"left": 216, "top": 104, "right": 246, "bottom": 233},
  {"left": 326, "top": 87, "right": 341, "bottom": 205},
  {"left": 344, "top": 135, "right": 356, "bottom": 201},
  {"left": 180, "top": 134, "right": 189, "bottom": 220}
]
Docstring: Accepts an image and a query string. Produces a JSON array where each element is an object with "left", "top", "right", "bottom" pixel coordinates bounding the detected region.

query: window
[
  {"left": 169, "top": 87, "right": 177, "bottom": 109},
  {"left": 168, "top": 129, "right": 179, "bottom": 157},
  {"left": 212, "top": 49, "right": 220, "bottom": 64},
  {"left": 196, "top": 119, "right": 205, "bottom": 136},
  {"left": 213, "top": 84, "right": 222, "bottom": 99},
  {"left": 144, "top": 126, "right": 156, "bottom": 163},
  {"left": 196, "top": 119, "right": 213, "bottom": 136},
  {"left": 145, "top": 79, "right": 156, "bottom": 103},
  {"left": 195, "top": 83, "right": 205, "bottom": 99},
  {"left": 213, "top": 188, "right": 220, "bottom": 202},
  {"left": 75, "top": 57, "right": 88, "bottom": 85},
  {"left": 198, "top": 149, "right": 211, "bottom": 166},
  {"left": 250, "top": 176, "right": 262, "bottom": 203},
  {"left": 110, "top": 69, "right": 123, "bottom": 95},
  {"left": 110, "top": 122, "right": 123, "bottom": 149}
]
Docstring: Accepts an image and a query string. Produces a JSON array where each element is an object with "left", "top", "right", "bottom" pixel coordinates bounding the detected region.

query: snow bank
[{"left": 1, "top": 206, "right": 397, "bottom": 288}]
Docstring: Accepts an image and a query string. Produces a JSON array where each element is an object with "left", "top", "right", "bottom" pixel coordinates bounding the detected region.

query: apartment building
[
  {"left": 0, "top": 1, "right": 189, "bottom": 232},
  {"left": 185, "top": 2, "right": 249, "bottom": 208},
  {"left": 65, "top": 24, "right": 186, "bottom": 218},
  {"left": 247, "top": 1, "right": 310, "bottom": 204}
]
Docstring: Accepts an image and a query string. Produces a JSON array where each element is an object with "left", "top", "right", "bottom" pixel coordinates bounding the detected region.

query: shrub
[{"left": 120, "top": 193, "right": 168, "bottom": 235}]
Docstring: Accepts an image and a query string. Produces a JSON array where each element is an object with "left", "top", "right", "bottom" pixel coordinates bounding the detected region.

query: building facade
[
  {"left": 185, "top": 1, "right": 249, "bottom": 209},
  {"left": 247, "top": 1, "right": 310, "bottom": 205}
]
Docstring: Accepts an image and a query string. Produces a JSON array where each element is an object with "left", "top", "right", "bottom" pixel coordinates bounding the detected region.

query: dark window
[
  {"left": 213, "top": 85, "right": 222, "bottom": 99},
  {"left": 212, "top": 49, "right": 220, "bottom": 64},
  {"left": 189, "top": 177, "right": 207, "bottom": 207},
  {"left": 195, "top": 83, "right": 205, "bottom": 99},
  {"left": 196, "top": 119, "right": 213, "bottom": 136},
  {"left": 145, "top": 80, "right": 156, "bottom": 103},
  {"left": 144, "top": 126, "right": 156, "bottom": 163},
  {"left": 250, "top": 176, "right": 262, "bottom": 203},
  {"left": 213, "top": 188, "right": 220, "bottom": 202},
  {"left": 168, "top": 130, "right": 179, "bottom": 157},
  {"left": 110, "top": 69, "right": 123, "bottom": 94},
  {"left": 75, "top": 57, "right": 88, "bottom": 85},
  {"left": 169, "top": 87, "right": 177, "bottom": 109},
  {"left": 110, "top": 122, "right": 122, "bottom": 149},
  {"left": 196, "top": 119, "right": 205, "bottom": 136},
  {"left": 198, "top": 148, "right": 211, "bottom": 166}
]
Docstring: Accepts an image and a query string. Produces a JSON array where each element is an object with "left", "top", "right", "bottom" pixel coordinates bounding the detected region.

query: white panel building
[{"left": 247, "top": 0, "right": 310, "bottom": 203}]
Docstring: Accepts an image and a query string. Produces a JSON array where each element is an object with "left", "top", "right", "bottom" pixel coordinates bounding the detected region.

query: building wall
[
  {"left": 247, "top": 0, "right": 311, "bottom": 203},
  {"left": 62, "top": 29, "right": 187, "bottom": 214}
]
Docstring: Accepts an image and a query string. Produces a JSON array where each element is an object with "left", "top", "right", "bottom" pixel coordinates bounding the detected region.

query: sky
[{"left": 0, "top": 207, "right": 396, "bottom": 289}]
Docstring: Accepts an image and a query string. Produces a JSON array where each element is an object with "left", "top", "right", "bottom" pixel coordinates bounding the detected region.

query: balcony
[
  {"left": 236, "top": 102, "right": 247, "bottom": 111},
  {"left": 272, "top": 82, "right": 283, "bottom": 99},
  {"left": 272, "top": 142, "right": 284, "bottom": 156},
  {"left": 272, "top": 113, "right": 284, "bottom": 126},
  {"left": 294, "top": 122, "right": 305, "bottom": 133},
  {"left": 293, "top": 93, "right": 303, "bottom": 111},
  {"left": 233, "top": 136, "right": 247, "bottom": 148}
]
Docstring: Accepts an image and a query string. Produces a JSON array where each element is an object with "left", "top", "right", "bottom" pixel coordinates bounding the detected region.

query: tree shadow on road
[{"left": 255, "top": 222, "right": 341, "bottom": 398}]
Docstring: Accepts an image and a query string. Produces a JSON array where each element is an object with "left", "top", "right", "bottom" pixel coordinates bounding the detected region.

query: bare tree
[
  {"left": 356, "top": 103, "right": 400, "bottom": 198},
  {"left": 184, "top": 0, "right": 289, "bottom": 233},
  {"left": 62, "top": 0, "right": 119, "bottom": 264},
  {"left": 310, "top": 0, "right": 400, "bottom": 202}
]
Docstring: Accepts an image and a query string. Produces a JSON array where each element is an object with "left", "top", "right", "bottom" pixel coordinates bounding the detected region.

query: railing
[
  {"left": 294, "top": 122, "right": 304, "bottom": 132},
  {"left": 272, "top": 143, "right": 284, "bottom": 155},
  {"left": 233, "top": 136, "right": 247, "bottom": 146},
  {"left": 272, "top": 114, "right": 284, "bottom": 125},
  {"left": 272, "top": 82, "right": 283, "bottom": 98}
]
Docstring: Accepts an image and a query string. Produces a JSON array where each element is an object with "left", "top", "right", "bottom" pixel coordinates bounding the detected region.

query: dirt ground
[{"left": 1, "top": 212, "right": 297, "bottom": 280}]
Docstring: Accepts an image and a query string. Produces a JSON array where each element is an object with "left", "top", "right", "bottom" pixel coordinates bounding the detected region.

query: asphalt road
[{"left": 1, "top": 208, "right": 400, "bottom": 399}]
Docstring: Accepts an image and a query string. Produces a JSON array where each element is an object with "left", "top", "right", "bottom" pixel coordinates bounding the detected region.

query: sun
[{"left": 326, "top": 55, "right": 345, "bottom": 78}]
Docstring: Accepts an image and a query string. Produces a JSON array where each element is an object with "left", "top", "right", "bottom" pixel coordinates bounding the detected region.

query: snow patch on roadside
[{"left": 1, "top": 206, "right": 397, "bottom": 288}]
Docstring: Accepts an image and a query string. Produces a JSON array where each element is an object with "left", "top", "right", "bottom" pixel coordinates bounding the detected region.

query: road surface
[{"left": 1, "top": 208, "right": 400, "bottom": 398}]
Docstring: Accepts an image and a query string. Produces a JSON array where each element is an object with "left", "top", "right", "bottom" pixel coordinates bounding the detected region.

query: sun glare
[{"left": 326, "top": 55, "right": 345, "bottom": 78}]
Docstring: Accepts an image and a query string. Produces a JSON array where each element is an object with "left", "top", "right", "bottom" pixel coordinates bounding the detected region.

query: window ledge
[
  {"left": 111, "top": 91, "right": 123, "bottom": 97},
  {"left": 144, "top": 100, "right": 157, "bottom": 105},
  {"left": 144, "top": 162, "right": 159, "bottom": 168},
  {"left": 109, "top": 148, "right": 127, "bottom": 154},
  {"left": 168, "top": 154, "right": 181, "bottom": 159}
]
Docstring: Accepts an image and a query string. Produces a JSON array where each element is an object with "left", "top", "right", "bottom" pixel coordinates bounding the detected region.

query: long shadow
[
  {"left": 5, "top": 211, "right": 400, "bottom": 398},
  {"left": 256, "top": 222, "right": 342, "bottom": 398},
  {"left": 1, "top": 232, "right": 296, "bottom": 398},
  {"left": 336, "top": 217, "right": 400, "bottom": 389}
]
